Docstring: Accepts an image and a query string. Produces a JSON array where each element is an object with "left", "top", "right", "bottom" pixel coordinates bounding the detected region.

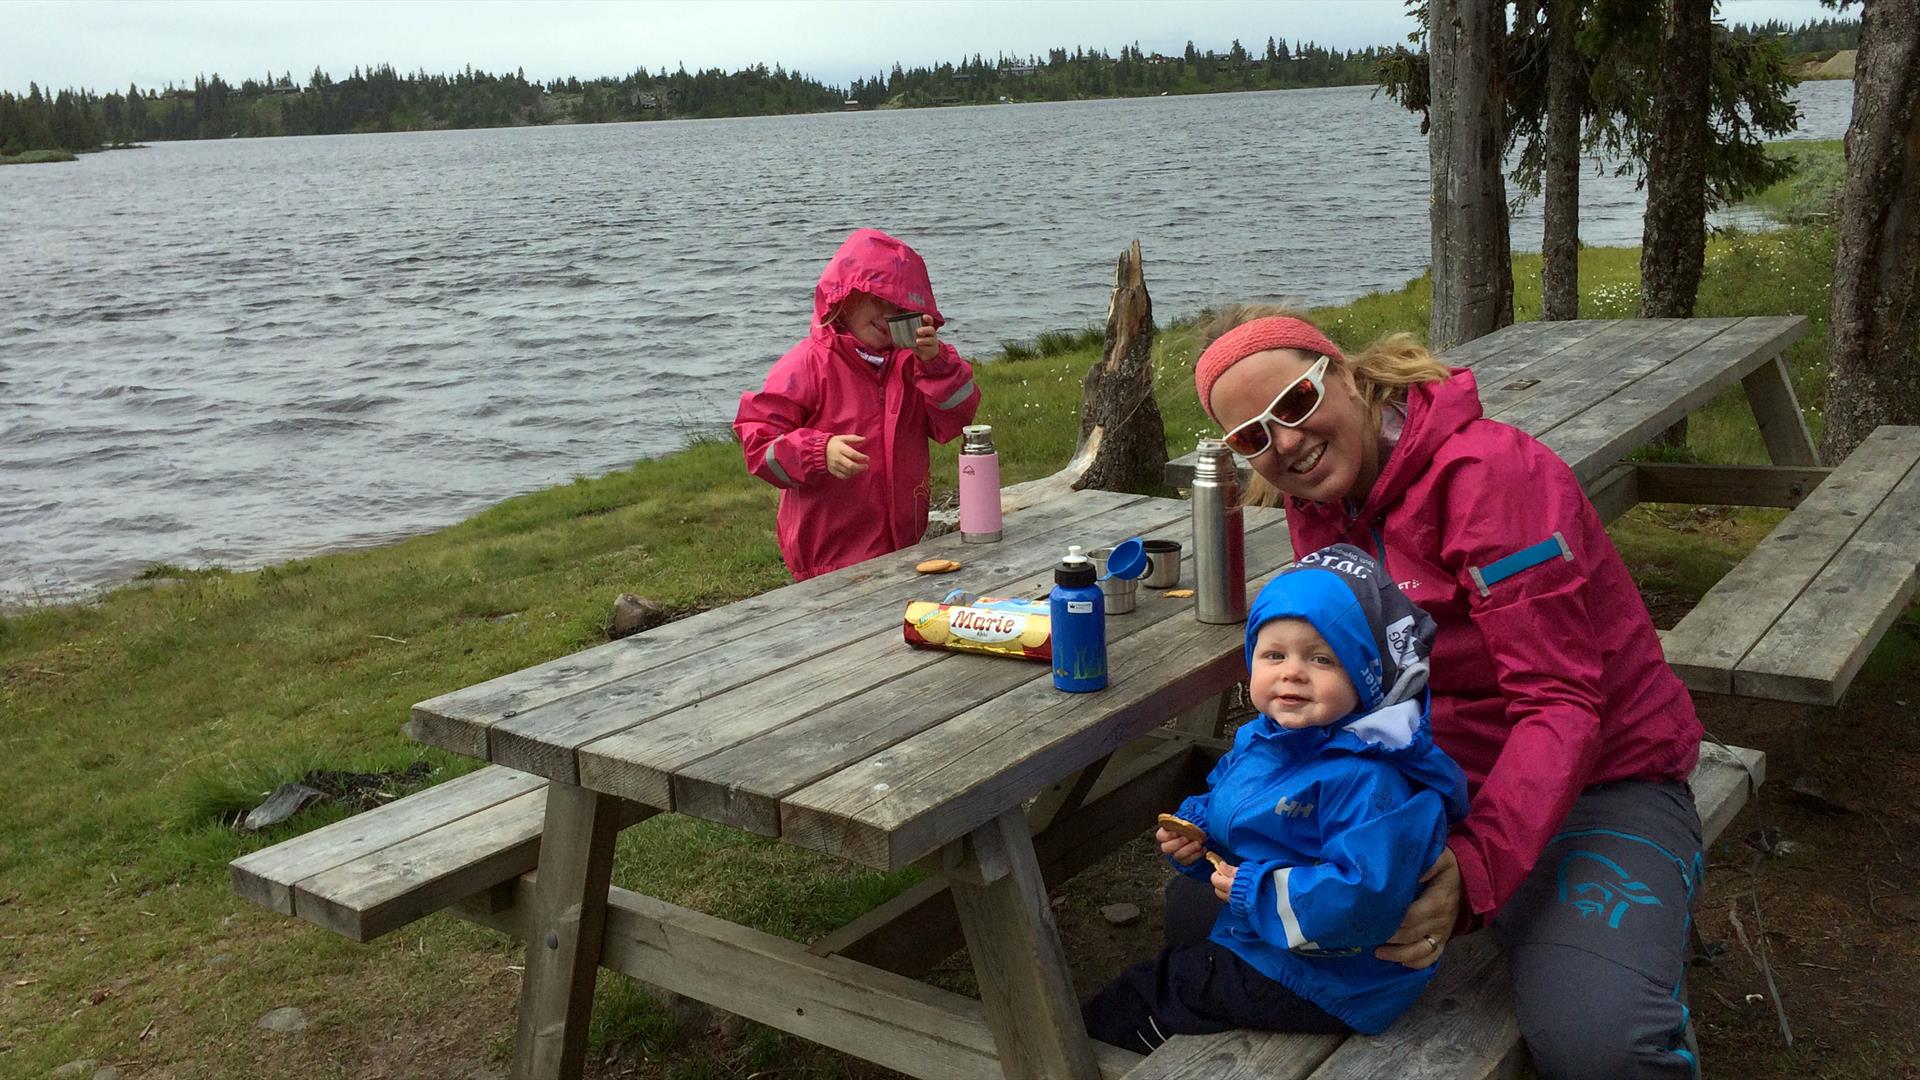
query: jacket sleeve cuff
[
  {"left": 917, "top": 341, "right": 961, "bottom": 376},
  {"left": 1174, "top": 794, "right": 1209, "bottom": 836},
  {"left": 801, "top": 430, "right": 830, "bottom": 480},
  {"left": 1447, "top": 835, "right": 1495, "bottom": 928},
  {"left": 1227, "top": 858, "right": 1271, "bottom": 919}
]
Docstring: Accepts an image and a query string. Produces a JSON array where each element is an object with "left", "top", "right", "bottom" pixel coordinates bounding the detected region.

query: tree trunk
[
  {"left": 1069, "top": 239, "right": 1166, "bottom": 493},
  {"left": 1638, "top": 0, "right": 1713, "bottom": 449},
  {"left": 1819, "top": 0, "right": 1920, "bottom": 463},
  {"left": 1542, "top": 0, "right": 1582, "bottom": 321},
  {"left": 1428, "top": 0, "right": 1515, "bottom": 351}
]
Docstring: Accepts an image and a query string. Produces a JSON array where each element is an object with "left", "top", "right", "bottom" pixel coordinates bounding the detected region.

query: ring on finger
[{"left": 1423, "top": 934, "right": 1440, "bottom": 954}]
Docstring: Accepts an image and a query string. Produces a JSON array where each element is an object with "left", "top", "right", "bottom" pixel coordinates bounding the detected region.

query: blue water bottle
[{"left": 1050, "top": 545, "right": 1107, "bottom": 692}]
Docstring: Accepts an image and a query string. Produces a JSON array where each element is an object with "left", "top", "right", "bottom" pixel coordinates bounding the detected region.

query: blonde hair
[{"left": 1200, "top": 305, "right": 1451, "bottom": 507}]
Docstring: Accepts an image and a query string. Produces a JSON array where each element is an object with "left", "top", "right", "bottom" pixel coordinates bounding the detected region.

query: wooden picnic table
[
  {"left": 410, "top": 487, "right": 1299, "bottom": 1078},
  {"left": 405, "top": 315, "right": 1816, "bottom": 1079}
]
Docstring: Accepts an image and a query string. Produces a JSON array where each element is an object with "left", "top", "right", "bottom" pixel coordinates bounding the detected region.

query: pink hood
[
  {"left": 1283, "top": 370, "right": 1702, "bottom": 921},
  {"left": 813, "top": 228, "right": 945, "bottom": 330}
]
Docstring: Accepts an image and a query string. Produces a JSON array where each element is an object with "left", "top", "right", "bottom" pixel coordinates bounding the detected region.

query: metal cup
[
  {"left": 1141, "top": 539, "right": 1182, "bottom": 588},
  {"left": 887, "top": 311, "right": 924, "bottom": 349},
  {"left": 1088, "top": 547, "right": 1139, "bottom": 614}
]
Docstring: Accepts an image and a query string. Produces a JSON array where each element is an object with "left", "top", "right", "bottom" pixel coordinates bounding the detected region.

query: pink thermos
[{"left": 959, "top": 424, "right": 1003, "bottom": 543}]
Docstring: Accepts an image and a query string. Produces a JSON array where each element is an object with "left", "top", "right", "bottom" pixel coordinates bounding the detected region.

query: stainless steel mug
[
  {"left": 888, "top": 311, "right": 924, "bottom": 349},
  {"left": 1141, "top": 539, "right": 1182, "bottom": 588}
]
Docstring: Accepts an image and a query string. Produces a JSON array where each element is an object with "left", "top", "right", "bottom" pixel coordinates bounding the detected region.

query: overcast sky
[{"left": 4, "top": 0, "right": 1840, "bottom": 96}]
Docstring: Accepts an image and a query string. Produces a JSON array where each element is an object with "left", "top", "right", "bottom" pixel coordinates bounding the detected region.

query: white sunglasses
[{"left": 1219, "top": 355, "right": 1331, "bottom": 457}]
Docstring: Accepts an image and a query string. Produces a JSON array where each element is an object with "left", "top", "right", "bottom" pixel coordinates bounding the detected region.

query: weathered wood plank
[
  {"left": 511, "top": 783, "right": 625, "bottom": 1080},
  {"left": 1304, "top": 931, "right": 1522, "bottom": 1080},
  {"left": 489, "top": 496, "right": 1192, "bottom": 783},
  {"left": 662, "top": 508, "right": 1289, "bottom": 836},
  {"left": 292, "top": 786, "right": 547, "bottom": 943},
  {"left": 1741, "top": 352, "right": 1821, "bottom": 466},
  {"left": 949, "top": 808, "right": 1103, "bottom": 1079},
  {"left": 779, "top": 556, "right": 1295, "bottom": 870},
  {"left": 1733, "top": 436, "right": 1920, "bottom": 703},
  {"left": 1633, "top": 462, "right": 1832, "bottom": 508},
  {"left": 230, "top": 765, "right": 546, "bottom": 917},
  {"left": 1489, "top": 318, "right": 1737, "bottom": 470},
  {"left": 1586, "top": 463, "right": 1639, "bottom": 525},
  {"left": 459, "top": 872, "right": 1143, "bottom": 1080},
  {"left": 410, "top": 489, "right": 1147, "bottom": 757},
  {"left": 1472, "top": 318, "right": 1685, "bottom": 425},
  {"left": 1124, "top": 1029, "right": 1343, "bottom": 1080},
  {"left": 1694, "top": 742, "right": 1765, "bottom": 847},
  {"left": 1530, "top": 316, "right": 1809, "bottom": 486},
  {"left": 1661, "top": 425, "right": 1920, "bottom": 695}
]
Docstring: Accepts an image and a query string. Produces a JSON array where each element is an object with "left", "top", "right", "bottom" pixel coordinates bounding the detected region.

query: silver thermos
[{"left": 1191, "top": 439, "right": 1247, "bottom": 624}]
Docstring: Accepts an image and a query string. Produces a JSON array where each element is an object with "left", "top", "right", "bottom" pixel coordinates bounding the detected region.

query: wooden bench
[
  {"left": 1122, "top": 741, "right": 1765, "bottom": 1080},
  {"left": 232, "top": 765, "right": 568, "bottom": 943},
  {"left": 1661, "top": 425, "right": 1920, "bottom": 705}
]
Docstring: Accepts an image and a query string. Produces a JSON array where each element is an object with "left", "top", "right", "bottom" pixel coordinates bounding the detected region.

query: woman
[{"left": 1177, "top": 309, "right": 1705, "bottom": 1079}]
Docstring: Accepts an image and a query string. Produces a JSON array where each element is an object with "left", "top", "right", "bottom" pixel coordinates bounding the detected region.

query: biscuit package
[{"left": 902, "top": 596, "right": 1052, "bottom": 663}]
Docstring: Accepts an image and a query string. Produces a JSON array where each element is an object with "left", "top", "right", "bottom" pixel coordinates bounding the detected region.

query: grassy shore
[
  {"left": 0, "top": 150, "right": 1899, "bottom": 1077},
  {"left": 0, "top": 148, "right": 79, "bottom": 166}
]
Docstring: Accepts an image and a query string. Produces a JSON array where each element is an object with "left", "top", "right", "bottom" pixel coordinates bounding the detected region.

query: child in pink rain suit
[{"left": 734, "top": 229, "right": 981, "bottom": 580}]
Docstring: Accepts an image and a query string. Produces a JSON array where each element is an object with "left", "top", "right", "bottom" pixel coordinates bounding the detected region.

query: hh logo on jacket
[{"left": 1275, "top": 796, "right": 1315, "bottom": 819}]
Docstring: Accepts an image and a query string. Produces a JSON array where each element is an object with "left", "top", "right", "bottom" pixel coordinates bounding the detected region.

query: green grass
[
  {"left": 1, "top": 140, "right": 1898, "bottom": 1076},
  {"left": 1743, "top": 140, "right": 1845, "bottom": 224}
]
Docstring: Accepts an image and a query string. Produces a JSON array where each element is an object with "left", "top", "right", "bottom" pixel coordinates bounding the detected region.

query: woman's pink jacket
[
  {"left": 733, "top": 230, "right": 980, "bottom": 581},
  {"left": 1282, "top": 370, "right": 1703, "bottom": 923}
]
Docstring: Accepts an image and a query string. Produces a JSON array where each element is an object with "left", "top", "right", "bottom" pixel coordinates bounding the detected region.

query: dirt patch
[{"left": 300, "top": 761, "right": 434, "bottom": 813}]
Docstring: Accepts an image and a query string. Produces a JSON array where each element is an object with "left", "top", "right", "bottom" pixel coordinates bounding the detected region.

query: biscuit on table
[{"left": 916, "top": 559, "right": 962, "bottom": 574}]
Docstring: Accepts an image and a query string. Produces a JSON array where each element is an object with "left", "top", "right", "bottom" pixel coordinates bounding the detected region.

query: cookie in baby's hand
[{"left": 1157, "top": 812, "right": 1225, "bottom": 867}]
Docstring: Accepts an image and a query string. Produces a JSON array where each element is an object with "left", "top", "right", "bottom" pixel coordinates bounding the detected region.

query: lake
[{"left": 0, "top": 80, "right": 1853, "bottom": 602}]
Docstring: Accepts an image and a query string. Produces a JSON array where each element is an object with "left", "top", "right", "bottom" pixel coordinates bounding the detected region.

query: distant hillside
[{"left": 1797, "top": 50, "right": 1857, "bottom": 80}]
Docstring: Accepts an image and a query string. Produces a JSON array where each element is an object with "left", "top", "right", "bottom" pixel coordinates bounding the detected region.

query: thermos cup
[
  {"left": 1191, "top": 440, "right": 1247, "bottom": 624},
  {"left": 958, "top": 425, "right": 1002, "bottom": 544}
]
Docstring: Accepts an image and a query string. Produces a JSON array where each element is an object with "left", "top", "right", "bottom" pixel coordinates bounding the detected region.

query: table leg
[
  {"left": 510, "top": 781, "right": 624, "bottom": 1080},
  {"left": 948, "top": 807, "right": 1102, "bottom": 1079},
  {"left": 1171, "top": 689, "right": 1233, "bottom": 738},
  {"left": 1742, "top": 353, "right": 1821, "bottom": 466}
]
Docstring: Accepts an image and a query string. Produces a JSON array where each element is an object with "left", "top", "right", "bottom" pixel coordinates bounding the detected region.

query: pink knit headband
[{"left": 1194, "top": 317, "right": 1345, "bottom": 421}]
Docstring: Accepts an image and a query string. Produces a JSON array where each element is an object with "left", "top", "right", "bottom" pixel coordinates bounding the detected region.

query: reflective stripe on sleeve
[
  {"left": 934, "top": 380, "right": 977, "bottom": 411},
  {"left": 1272, "top": 866, "right": 1322, "bottom": 950},
  {"left": 764, "top": 441, "right": 794, "bottom": 486}
]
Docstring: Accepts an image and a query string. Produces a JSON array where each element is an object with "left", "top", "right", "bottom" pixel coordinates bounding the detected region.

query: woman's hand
[
  {"left": 1210, "top": 859, "right": 1238, "bottom": 904},
  {"left": 1156, "top": 826, "right": 1205, "bottom": 866},
  {"left": 1375, "top": 847, "right": 1463, "bottom": 970},
  {"left": 825, "top": 434, "right": 870, "bottom": 479},
  {"left": 912, "top": 315, "right": 942, "bottom": 362}
]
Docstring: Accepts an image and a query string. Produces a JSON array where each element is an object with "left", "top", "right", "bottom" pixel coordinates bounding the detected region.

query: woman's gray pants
[{"left": 1164, "top": 779, "right": 1703, "bottom": 1079}]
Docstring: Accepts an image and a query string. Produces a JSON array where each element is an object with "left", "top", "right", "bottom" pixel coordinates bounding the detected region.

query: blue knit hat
[{"left": 1244, "top": 544, "right": 1436, "bottom": 715}]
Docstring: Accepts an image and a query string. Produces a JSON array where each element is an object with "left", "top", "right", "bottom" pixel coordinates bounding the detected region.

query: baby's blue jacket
[{"left": 1174, "top": 699, "right": 1467, "bottom": 1033}]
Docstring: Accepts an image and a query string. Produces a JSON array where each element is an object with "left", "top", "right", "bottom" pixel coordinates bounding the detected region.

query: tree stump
[{"left": 1068, "top": 240, "right": 1166, "bottom": 493}]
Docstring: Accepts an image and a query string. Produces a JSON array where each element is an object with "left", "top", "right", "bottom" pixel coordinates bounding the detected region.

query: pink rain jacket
[
  {"left": 1282, "top": 370, "right": 1702, "bottom": 922},
  {"left": 733, "top": 230, "right": 980, "bottom": 581}
]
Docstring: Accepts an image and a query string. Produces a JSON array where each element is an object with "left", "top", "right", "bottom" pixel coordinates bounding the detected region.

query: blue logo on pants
[{"left": 1557, "top": 850, "right": 1663, "bottom": 928}]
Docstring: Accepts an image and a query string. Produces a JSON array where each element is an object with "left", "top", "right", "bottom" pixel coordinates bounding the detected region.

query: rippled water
[{"left": 0, "top": 81, "right": 1852, "bottom": 602}]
